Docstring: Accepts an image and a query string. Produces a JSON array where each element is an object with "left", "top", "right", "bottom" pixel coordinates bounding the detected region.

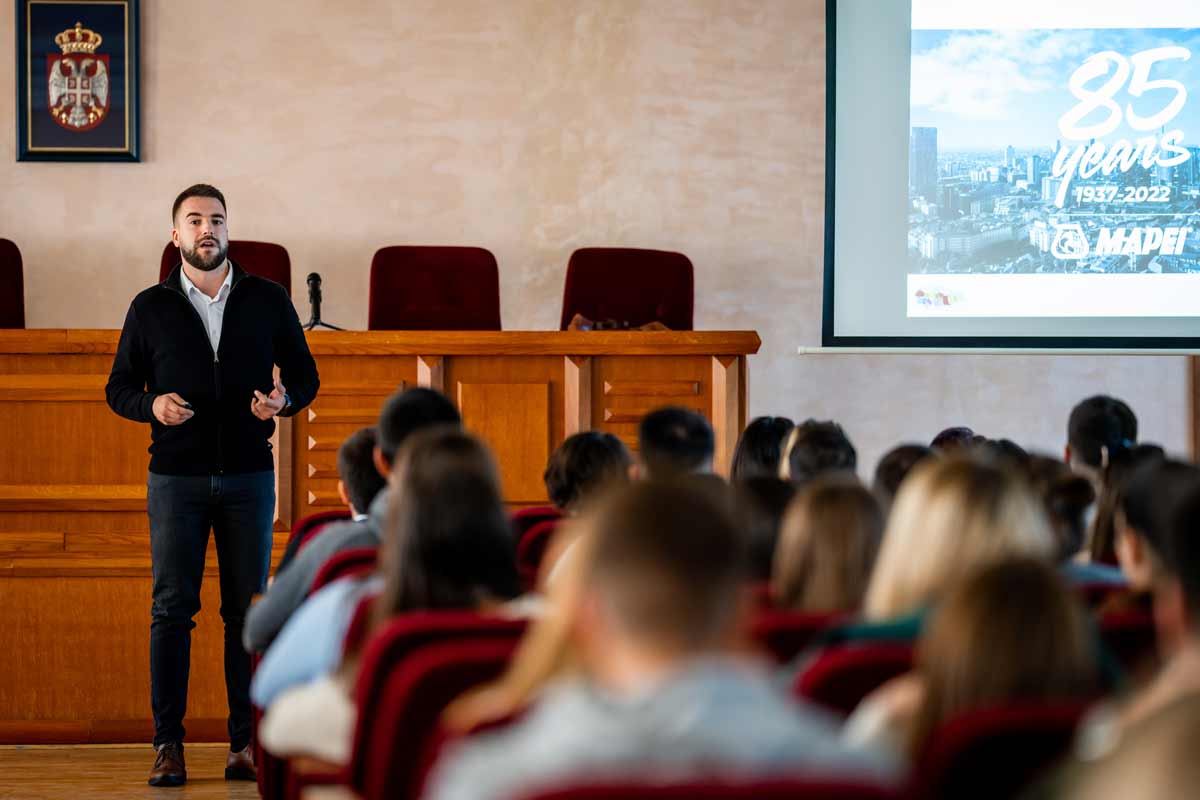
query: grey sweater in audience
[
  {"left": 242, "top": 489, "right": 388, "bottom": 653},
  {"left": 426, "top": 658, "right": 899, "bottom": 800}
]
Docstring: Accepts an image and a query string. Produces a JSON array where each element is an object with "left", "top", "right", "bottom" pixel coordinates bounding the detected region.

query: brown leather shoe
[
  {"left": 148, "top": 741, "right": 186, "bottom": 787},
  {"left": 225, "top": 744, "right": 256, "bottom": 781}
]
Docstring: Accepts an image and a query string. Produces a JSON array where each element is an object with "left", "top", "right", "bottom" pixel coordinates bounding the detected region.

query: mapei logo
[
  {"left": 1051, "top": 224, "right": 1090, "bottom": 259},
  {"left": 1095, "top": 227, "right": 1193, "bottom": 256}
]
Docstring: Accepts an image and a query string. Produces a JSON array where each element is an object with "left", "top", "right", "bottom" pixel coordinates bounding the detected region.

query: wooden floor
[{"left": 0, "top": 744, "right": 260, "bottom": 799}]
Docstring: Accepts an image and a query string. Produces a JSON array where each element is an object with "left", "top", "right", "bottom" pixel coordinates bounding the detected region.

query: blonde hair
[
  {"left": 771, "top": 474, "right": 882, "bottom": 611},
  {"left": 863, "top": 456, "right": 1054, "bottom": 620}
]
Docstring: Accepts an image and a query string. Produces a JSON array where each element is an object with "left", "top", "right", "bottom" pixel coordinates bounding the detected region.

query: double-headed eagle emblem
[{"left": 47, "top": 22, "right": 109, "bottom": 132}]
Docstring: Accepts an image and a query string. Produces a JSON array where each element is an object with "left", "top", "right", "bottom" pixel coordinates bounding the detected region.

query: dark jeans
[{"left": 147, "top": 470, "right": 274, "bottom": 750}]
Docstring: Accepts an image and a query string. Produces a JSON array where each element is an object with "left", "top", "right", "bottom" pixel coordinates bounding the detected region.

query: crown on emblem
[{"left": 55, "top": 22, "right": 102, "bottom": 54}]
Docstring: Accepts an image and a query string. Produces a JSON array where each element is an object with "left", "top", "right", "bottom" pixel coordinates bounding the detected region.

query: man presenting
[{"left": 106, "top": 184, "right": 319, "bottom": 787}]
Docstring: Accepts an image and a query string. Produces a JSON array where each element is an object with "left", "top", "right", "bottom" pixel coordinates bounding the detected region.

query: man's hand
[
  {"left": 251, "top": 378, "right": 287, "bottom": 420},
  {"left": 152, "top": 393, "right": 194, "bottom": 426}
]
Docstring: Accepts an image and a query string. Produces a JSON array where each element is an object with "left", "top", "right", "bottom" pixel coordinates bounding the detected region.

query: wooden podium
[{"left": 0, "top": 329, "right": 759, "bottom": 743}]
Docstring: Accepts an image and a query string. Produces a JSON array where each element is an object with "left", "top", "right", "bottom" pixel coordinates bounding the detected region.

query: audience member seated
[
  {"left": 1069, "top": 695, "right": 1200, "bottom": 800},
  {"left": 636, "top": 406, "right": 715, "bottom": 478},
  {"left": 771, "top": 475, "right": 882, "bottom": 613},
  {"left": 255, "top": 427, "right": 522, "bottom": 764},
  {"left": 425, "top": 481, "right": 898, "bottom": 800},
  {"left": 929, "top": 426, "right": 983, "bottom": 453},
  {"left": 871, "top": 443, "right": 933, "bottom": 514},
  {"left": 779, "top": 419, "right": 857, "bottom": 485},
  {"left": 845, "top": 558, "right": 1098, "bottom": 763},
  {"left": 1075, "top": 474, "right": 1200, "bottom": 760},
  {"left": 1110, "top": 460, "right": 1200, "bottom": 601},
  {"left": 731, "top": 477, "right": 796, "bottom": 582},
  {"left": 243, "top": 387, "right": 461, "bottom": 652},
  {"left": 828, "top": 455, "right": 1054, "bottom": 644},
  {"left": 1065, "top": 395, "right": 1138, "bottom": 492},
  {"left": 543, "top": 431, "right": 632, "bottom": 516},
  {"left": 1087, "top": 443, "right": 1165, "bottom": 565},
  {"left": 730, "top": 416, "right": 795, "bottom": 481},
  {"left": 274, "top": 427, "right": 386, "bottom": 577}
]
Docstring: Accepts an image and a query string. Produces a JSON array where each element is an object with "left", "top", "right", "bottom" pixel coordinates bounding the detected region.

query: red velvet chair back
[
  {"left": 559, "top": 248, "right": 694, "bottom": 331},
  {"left": 0, "top": 239, "right": 25, "bottom": 328},
  {"left": 367, "top": 246, "right": 501, "bottom": 330},
  {"left": 291, "top": 508, "right": 353, "bottom": 551},
  {"left": 516, "top": 518, "right": 560, "bottom": 591},
  {"left": 349, "top": 612, "right": 528, "bottom": 798},
  {"left": 793, "top": 643, "right": 914, "bottom": 716},
  {"left": 309, "top": 547, "right": 378, "bottom": 596},
  {"left": 749, "top": 610, "right": 848, "bottom": 664},
  {"left": 159, "top": 240, "right": 292, "bottom": 292},
  {"left": 511, "top": 505, "right": 562, "bottom": 544},
  {"left": 518, "top": 778, "right": 900, "bottom": 800},
  {"left": 910, "top": 702, "right": 1091, "bottom": 800}
]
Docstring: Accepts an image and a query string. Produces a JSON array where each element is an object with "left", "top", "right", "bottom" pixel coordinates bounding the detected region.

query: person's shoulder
[
  {"left": 130, "top": 282, "right": 175, "bottom": 310},
  {"left": 236, "top": 272, "right": 291, "bottom": 303}
]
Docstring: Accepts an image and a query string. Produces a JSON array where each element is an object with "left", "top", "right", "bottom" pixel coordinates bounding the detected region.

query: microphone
[{"left": 306, "top": 272, "right": 323, "bottom": 321}]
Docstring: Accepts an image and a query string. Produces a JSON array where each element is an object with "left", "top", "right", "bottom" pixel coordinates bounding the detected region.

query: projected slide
[{"left": 906, "top": 6, "right": 1200, "bottom": 318}]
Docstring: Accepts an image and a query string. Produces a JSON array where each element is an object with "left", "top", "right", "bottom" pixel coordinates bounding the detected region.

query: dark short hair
[
  {"left": 783, "top": 419, "right": 857, "bottom": 485},
  {"left": 931, "top": 426, "right": 983, "bottom": 451},
  {"left": 336, "top": 427, "right": 387, "bottom": 513},
  {"left": 873, "top": 444, "right": 934, "bottom": 509},
  {"left": 377, "top": 387, "right": 462, "bottom": 465},
  {"left": 730, "top": 416, "right": 795, "bottom": 481},
  {"left": 172, "top": 183, "right": 227, "bottom": 222},
  {"left": 1068, "top": 395, "right": 1138, "bottom": 468},
  {"left": 586, "top": 480, "right": 748, "bottom": 649},
  {"left": 637, "top": 406, "right": 714, "bottom": 478},
  {"left": 543, "top": 431, "right": 631, "bottom": 512},
  {"left": 1166, "top": 482, "right": 1200, "bottom": 624}
]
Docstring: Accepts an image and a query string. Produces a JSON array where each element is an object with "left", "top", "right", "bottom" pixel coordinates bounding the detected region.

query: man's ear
[
  {"left": 170, "top": 226, "right": 180, "bottom": 248},
  {"left": 373, "top": 446, "right": 390, "bottom": 478},
  {"left": 1154, "top": 577, "right": 1190, "bottom": 656},
  {"left": 629, "top": 462, "right": 642, "bottom": 481},
  {"left": 1064, "top": 444, "right": 1072, "bottom": 464},
  {"left": 337, "top": 479, "right": 351, "bottom": 510}
]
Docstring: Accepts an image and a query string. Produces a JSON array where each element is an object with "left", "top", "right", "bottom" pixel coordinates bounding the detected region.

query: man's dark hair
[
  {"left": 637, "top": 406, "right": 714, "bottom": 478},
  {"left": 336, "top": 427, "right": 387, "bottom": 513},
  {"left": 730, "top": 416, "right": 795, "bottom": 481},
  {"left": 873, "top": 443, "right": 934, "bottom": 509},
  {"left": 931, "top": 426, "right": 984, "bottom": 452},
  {"left": 783, "top": 419, "right": 857, "bottom": 485},
  {"left": 377, "top": 387, "right": 462, "bottom": 466},
  {"left": 586, "top": 480, "right": 749, "bottom": 649},
  {"left": 1124, "top": 459, "right": 1200, "bottom": 564},
  {"left": 543, "top": 431, "right": 632, "bottom": 512},
  {"left": 1165, "top": 482, "right": 1200, "bottom": 624},
  {"left": 172, "top": 183, "right": 227, "bottom": 222},
  {"left": 1068, "top": 395, "right": 1138, "bottom": 468}
]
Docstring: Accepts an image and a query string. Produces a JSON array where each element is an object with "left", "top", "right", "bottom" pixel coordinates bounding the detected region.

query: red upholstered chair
[
  {"left": 909, "top": 701, "right": 1091, "bottom": 800},
  {"left": 512, "top": 505, "right": 562, "bottom": 544},
  {"left": 558, "top": 248, "right": 694, "bottom": 331},
  {"left": 159, "top": 240, "right": 292, "bottom": 292},
  {"left": 749, "top": 610, "right": 848, "bottom": 664},
  {"left": 367, "top": 246, "right": 501, "bottom": 330},
  {"left": 517, "top": 518, "right": 560, "bottom": 591},
  {"left": 309, "top": 547, "right": 378, "bottom": 596},
  {"left": 292, "top": 509, "right": 353, "bottom": 553},
  {"left": 793, "top": 643, "right": 914, "bottom": 716},
  {"left": 517, "top": 778, "right": 900, "bottom": 800},
  {"left": 0, "top": 239, "right": 25, "bottom": 328}
]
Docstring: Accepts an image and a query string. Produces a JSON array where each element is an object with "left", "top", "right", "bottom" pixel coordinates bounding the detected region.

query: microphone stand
[{"left": 303, "top": 272, "right": 344, "bottom": 331}]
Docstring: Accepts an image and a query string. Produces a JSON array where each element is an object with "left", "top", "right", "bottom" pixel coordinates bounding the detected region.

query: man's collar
[
  {"left": 178, "top": 260, "right": 233, "bottom": 299},
  {"left": 163, "top": 258, "right": 248, "bottom": 295}
]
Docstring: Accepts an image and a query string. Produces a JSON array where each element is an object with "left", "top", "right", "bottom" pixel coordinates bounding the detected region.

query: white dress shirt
[{"left": 179, "top": 261, "right": 233, "bottom": 355}]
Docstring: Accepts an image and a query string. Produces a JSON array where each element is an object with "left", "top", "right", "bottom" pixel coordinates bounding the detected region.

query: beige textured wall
[{"left": 0, "top": 1, "right": 1190, "bottom": 470}]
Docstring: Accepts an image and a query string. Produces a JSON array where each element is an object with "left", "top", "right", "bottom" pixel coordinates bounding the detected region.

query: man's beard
[{"left": 180, "top": 240, "right": 228, "bottom": 272}]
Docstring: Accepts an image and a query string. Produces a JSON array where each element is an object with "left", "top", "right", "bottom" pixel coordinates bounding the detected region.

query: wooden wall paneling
[
  {"left": 592, "top": 356, "right": 710, "bottom": 455},
  {"left": 417, "top": 355, "right": 445, "bottom": 392},
  {"left": 564, "top": 356, "right": 593, "bottom": 436},
  {"left": 457, "top": 381, "right": 552, "bottom": 503},
  {"left": 711, "top": 356, "right": 740, "bottom": 477}
]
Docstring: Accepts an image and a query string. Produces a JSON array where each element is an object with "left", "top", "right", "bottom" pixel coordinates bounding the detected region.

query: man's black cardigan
[{"left": 106, "top": 261, "right": 319, "bottom": 476}]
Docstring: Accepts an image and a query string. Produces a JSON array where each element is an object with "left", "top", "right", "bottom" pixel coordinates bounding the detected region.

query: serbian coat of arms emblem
[{"left": 47, "top": 22, "right": 109, "bottom": 132}]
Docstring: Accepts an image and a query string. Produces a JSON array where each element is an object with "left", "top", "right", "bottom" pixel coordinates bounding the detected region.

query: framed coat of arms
[{"left": 16, "top": 0, "right": 140, "bottom": 161}]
